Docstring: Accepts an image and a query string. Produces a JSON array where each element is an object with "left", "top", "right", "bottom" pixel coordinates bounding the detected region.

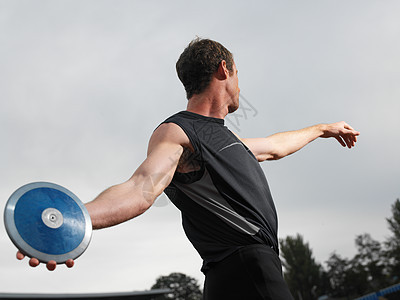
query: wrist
[{"left": 317, "top": 124, "right": 329, "bottom": 138}]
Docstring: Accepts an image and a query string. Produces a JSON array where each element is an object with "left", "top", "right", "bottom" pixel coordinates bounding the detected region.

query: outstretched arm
[
  {"left": 18, "top": 122, "right": 190, "bottom": 269},
  {"left": 240, "top": 121, "right": 360, "bottom": 162},
  {"left": 86, "top": 123, "right": 188, "bottom": 229}
]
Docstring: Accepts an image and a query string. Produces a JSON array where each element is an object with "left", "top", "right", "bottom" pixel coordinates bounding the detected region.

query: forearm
[
  {"left": 266, "top": 124, "right": 326, "bottom": 159},
  {"left": 247, "top": 121, "right": 359, "bottom": 161},
  {"left": 85, "top": 179, "right": 152, "bottom": 230}
]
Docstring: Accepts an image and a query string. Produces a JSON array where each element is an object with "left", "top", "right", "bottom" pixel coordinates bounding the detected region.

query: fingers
[
  {"left": 17, "top": 251, "right": 40, "bottom": 268},
  {"left": 346, "top": 133, "right": 358, "bottom": 148},
  {"left": 29, "top": 257, "right": 40, "bottom": 267},
  {"left": 16, "top": 251, "right": 25, "bottom": 260},
  {"left": 343, "top": 122, "right": 356, "bottom": 132},
  {"left": 343, "top": 124, "right": 361, "bottom": 137},
  {"left": 66, "top": 259, "right": 75, "bottom": 268},
  {"left": 18, "top": 251, "right": 42, "bottom": 268},
  {"left": 345, "top": 136, "right": 354, "bottom": 148},
  {"left": 335, "top": 133, "right": 358, "bottom": 149},
  {"left": 47, "top": 260, "right": 57, "bottom": 271},
  {"left": 30, "top": 258, "right": 56, "bottom": 271},
  {"left": 349, "top": 132, "right": 358, "bottom": 147},
  {"left": 343, "top": 122, "right": 360, "bottom": 137},
  {"left": 335, "top": 136, "right": 346, "bottom": 147},
  {"left": 339, "top": 134, "right": 354, "bottom": 148},
  {"left": 336, "top": 122, "right": 360, "bottom": 149},
  {"left": 323, "top": 122, "right": 360, "bottom": 144},
  {"left": 344, "top": 129, "right": 359, "bottom": 148},
  {"left": 16, "top": 251, "right": 74, "bottom": 270}
]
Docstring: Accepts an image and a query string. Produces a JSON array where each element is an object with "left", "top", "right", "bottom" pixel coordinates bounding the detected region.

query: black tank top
[{"left": 161, "top": 111, "right": 278, "bottom": 273}]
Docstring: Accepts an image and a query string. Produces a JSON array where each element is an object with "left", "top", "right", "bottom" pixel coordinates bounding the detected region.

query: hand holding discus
[
  {"left": 16, "top": 250, "right": 74, "bottom": 271},
  {"left": 4, "top": 182, "right": 92, "bottom": 271}
]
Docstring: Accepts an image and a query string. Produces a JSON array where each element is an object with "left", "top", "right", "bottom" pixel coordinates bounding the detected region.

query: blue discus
[{"left": 4, "top": 182, "right": 92, "bottom": 263}]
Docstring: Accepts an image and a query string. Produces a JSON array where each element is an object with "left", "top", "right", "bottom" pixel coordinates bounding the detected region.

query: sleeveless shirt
[{"left": 161, "top": 111, "right": 278, "bottom": 273}]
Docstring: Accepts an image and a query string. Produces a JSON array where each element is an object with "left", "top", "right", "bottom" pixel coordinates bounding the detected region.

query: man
[{"left": 17, "top": 38, "right": 359, "bottom": 299}]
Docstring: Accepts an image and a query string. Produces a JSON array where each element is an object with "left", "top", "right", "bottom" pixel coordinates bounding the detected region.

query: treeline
[{"left": 280, "top": 198, "right": 400, "bottom": 300}]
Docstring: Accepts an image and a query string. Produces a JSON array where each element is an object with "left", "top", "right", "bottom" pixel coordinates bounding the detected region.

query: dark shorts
[{"left": 203, "top": 244, "right": 294, "bottom": 300}]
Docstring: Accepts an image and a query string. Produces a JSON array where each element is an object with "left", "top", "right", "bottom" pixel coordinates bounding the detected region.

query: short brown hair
[{"left": 176, "top": 38, "right": 234, "bottom": 99}]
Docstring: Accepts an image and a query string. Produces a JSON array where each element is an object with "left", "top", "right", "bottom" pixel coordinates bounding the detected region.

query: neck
[
  {"left": 186, "top": 85, "right": 230, "bottom": 119},
  {"left": 186, "top": 96, "right": 228, "bottom": 119}
]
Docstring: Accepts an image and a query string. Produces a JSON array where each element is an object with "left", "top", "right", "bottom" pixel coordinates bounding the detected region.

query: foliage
[
  {"left": 280, "top": 234, "right": 328, "bottom": 300},
  {"left": 325, "top": 238, "right": 389, "bottom": 299},
  {"left": 385, "top": 198, "right": 400, "bottom": 281},
  {"left": 150, "top": 199, "right": 400, "bottom": 299},
  {"left": 151, "top": 272, "right": 202, "bottom": 300},
  {"left": 325, "top": 252, "right": 358, "bottom": 297},
  {"left": 353, "top": 233, "right": 390, "bottom": 289},
  {"left": 387, "top": 199, "right": 400, "bottom": 239},
  {"left": 281, "top": 198, "right": 400, "bottom": 299}
]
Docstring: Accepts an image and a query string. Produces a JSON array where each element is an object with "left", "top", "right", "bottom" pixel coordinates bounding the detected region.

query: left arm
[{"left": 239, "top": 121, "right": 360, "bottom": 162}]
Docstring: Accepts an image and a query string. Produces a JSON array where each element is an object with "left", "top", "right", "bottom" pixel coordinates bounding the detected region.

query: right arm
[
  {"left": 18, "top": 122, "right": 190, "bottom": 268},
  {"left": 86, "top": 122, "right": 189, "bottom": 229}
]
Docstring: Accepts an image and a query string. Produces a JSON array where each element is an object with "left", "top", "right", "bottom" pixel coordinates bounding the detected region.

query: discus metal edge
[{"left": 3, "top": 182, "right": 93, "bottom": 264}]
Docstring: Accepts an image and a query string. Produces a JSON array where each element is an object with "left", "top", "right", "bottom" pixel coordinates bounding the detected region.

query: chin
[{"left": 228, "top": 103, "right": 239, "bottom": 113}]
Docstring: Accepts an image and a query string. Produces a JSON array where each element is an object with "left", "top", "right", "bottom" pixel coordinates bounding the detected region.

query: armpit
[{"left": 176, "top": 147, "right": 202, "bottom": 173}]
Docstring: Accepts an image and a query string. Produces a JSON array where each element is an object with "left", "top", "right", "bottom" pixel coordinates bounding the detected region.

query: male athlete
[{"left": 17, "top": 38, "right": 359, "bottom": 299}]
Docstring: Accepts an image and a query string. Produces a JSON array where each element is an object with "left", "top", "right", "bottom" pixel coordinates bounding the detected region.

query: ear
[{"left": 216, "top": 60, "right": 229, "bottom": 80}]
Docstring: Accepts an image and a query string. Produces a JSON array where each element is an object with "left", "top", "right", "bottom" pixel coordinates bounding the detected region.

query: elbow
[
  {"left": 267, "top": 154, "right": 281, "bottom": 161},
  {"left": 137, "top": 191, "right": 160, "bottom": 216},
  {"left": 266, "top": 155, "right": 283, "bottom": 161},
  {"left": 258, "top": 152, "right": 284, "bottom": 162},
  {"left": 138, "top": 198, "right": 153, "bottom": 215}
]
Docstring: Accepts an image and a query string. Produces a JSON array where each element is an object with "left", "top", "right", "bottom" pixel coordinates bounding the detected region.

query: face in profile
[{"left": 227, "top": 63, "right": 240, "bottom": 113}]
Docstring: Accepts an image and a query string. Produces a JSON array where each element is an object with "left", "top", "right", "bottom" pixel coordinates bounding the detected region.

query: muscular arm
[
  {"left": 240, "top": 121, "right": 360, "bottom": 162},
  {"left": 19, "top": 123, "right": 190, "bottom": 269},
  {"left": 86, "top": 123, "right": 189, "bottom": 229}
]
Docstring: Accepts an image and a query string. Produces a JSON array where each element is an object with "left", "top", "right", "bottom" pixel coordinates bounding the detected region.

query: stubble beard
[{"left": 227, "top": 95, "right": 239, "bottom": 113}]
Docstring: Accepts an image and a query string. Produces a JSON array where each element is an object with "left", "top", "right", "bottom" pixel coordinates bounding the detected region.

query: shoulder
[
  {"left": 153, "top": 122, "right": 189, "bottom": 142},
  {"left": 148, "top": 122, "right": 192, "bottom": 155}
]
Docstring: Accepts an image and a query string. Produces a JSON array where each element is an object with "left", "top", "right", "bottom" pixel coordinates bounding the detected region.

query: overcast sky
[{"left": 1, "top": 0, "right": 399, "bottom": 294}]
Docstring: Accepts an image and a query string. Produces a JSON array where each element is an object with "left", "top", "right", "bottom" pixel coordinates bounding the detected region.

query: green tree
[
  {"left": 353, "top": 233, "right": 390, "bottom": 290},
  {"left": 326, "top": 251, "right": 370, "bottom": 299},
  {"left": 325, "top": 234, "right": 390, "bottom": 298},
  {"left": 280, "top": 234, "right": 327, "bottom": 300},
  {"left": 151, "top": 272, "right": 202, "bottom": 300},
  {"left": 385, "top": 198, "right": 400, "bottom": 282},
  {"left": 326, "top": 252, "right": 351, "bottom": 297}
]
